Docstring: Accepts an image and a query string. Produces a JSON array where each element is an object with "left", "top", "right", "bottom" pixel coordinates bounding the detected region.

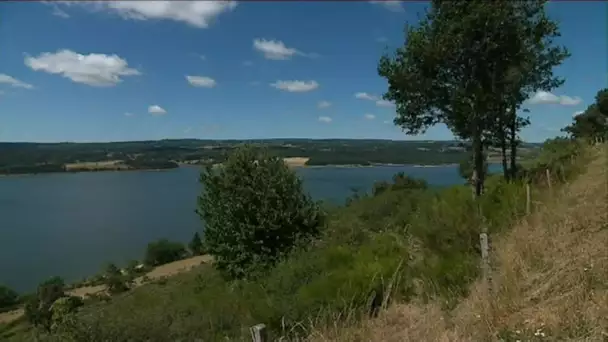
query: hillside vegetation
[
  {"left": 1, "top": 137, "right": 593, "bottom": 342},
  {"left": 312, "top": 144, "right": 607, "bottom": 342}
]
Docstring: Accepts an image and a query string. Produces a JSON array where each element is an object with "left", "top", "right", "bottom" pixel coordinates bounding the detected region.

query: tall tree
[
  {"left": 563, "top": 88, "right": 608, "bottom": 142},
  {"left": 378, "top": 0, "right": 568, "bottom": 285}
]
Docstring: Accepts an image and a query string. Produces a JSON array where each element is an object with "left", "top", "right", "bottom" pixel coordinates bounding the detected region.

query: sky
[{"left": 0, "top": 1, "right": 606, "bottom": 143}]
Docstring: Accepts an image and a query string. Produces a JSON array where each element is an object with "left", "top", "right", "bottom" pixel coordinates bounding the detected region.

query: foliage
[
  {"left": 563, "top": 88, "right": 608, "bottom": 141},
  {"left": 197, "top": 145, "right": 323, "bottom": 279},
  {"left": 144, "top": 239, "right": 187, "bottom": 267},
  {"left": 0, "top": 285, "right": 19, "bottom": 310},
  {"left": 24, "top": 277, "right": 66, "bottom": 331},
  {"left": 188, "top": 232, "right": 204, "bottom": 256},
  {"left": 378, "top": 0, "right": 569, "bottom": 191},
  {"left": 49, "top": 296, "right": 83, "bottom": 332},
  {"left": 104, "top": 263, "right": 131, "bottom": 295},
  {"left": 372, "top": 172, "right": 428, "bottom": 196}
]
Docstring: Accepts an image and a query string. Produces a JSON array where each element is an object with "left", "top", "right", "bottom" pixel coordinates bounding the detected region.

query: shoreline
[{"left": 0, "top": 162, "right": 464, "bottom": 177}]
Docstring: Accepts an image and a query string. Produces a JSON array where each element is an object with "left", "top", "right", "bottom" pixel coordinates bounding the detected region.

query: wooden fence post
[
  {"left": 526, "top": 183, "right": 531, "bottom": 215},
  {"left": 545, "top": 169, "right": 552, "bottom": 191},
  {"left": 250, "top": 323, "right": 267, "bottom": 342}
]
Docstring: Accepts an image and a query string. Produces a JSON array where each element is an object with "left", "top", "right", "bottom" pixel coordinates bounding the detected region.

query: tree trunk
[
  {"left": 501, "top": 133, "right": 508, "bottom": 180},
  {"left": 509, "top": 105, "right": 518, "bottom": 180},
  {"left": 472, "top": 127, "right": 490, "bottom": 291}
]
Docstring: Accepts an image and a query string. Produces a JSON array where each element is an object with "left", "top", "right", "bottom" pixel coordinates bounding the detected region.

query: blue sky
[{"left": 0, "top": 1, "right": 605, "bottom": 143}]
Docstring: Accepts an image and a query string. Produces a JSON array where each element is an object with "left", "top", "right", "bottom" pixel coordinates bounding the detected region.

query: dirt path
[{"left": 0, "top": 255, "right": 212, "bottom": 325}]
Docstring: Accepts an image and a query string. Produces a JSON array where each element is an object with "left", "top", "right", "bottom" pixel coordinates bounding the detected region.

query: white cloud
[
  {"left": 148, "top": 105, "right": 166, "bottom": 115},
  {"left": 573, "top": 110, "right": 585, "bottom": 117},
  {"left": 528, "top": 91, "right": 582, "bottom": 106},
  {"left": 24, "top": 49, "right": 140, "bottom": 87},
  {"left": 317, "top": 101, "right": 331, "bottom": 109},
  {"left": 376, "top": 99, "right": 395, "bottom": 107},
  {"left": 64, "top": 1, "right": 237, "bottom": 28},
  {"left": 355, "top": 92, "right": 379, "bottom": 101},
  {"left": 253, "top": 38, "right": 316, "bottom": 60},
  {"left": 364, "top": 113, "right": 376, "bottom": 120},
  {"left": 271, "top": 80, "right": 319, "bottom": 93},
  {"left": 0, "top": 74, "right": 33, "bottom": 89},
  {"left": 186, "top": 75, "right": 216, "bottom": 88},
  {"left": 370, "top": 1, "right": 404, "bottom": 12},
  {"left": 51, "top": 5, "right": 70, "bottom": 18},
  {"left": 124, "top": 112, "right": 134, "bottom": 117},
  {"left": 318, "top": 116, "right": 332, "bottom": 123}
]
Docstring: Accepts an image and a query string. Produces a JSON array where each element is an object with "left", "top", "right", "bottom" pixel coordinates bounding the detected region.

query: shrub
[
  {"left": 188, "top": 232, "right": 204, "bottom": 256},
  {"left": 104, "top": 263, "right": 131, "bottom": 294},
  {"left": 24, "top": 277, "right": 66, "bottom": 331},
  {"left": 197, "top": 145, "right": 323, "bottom": 279},
  {"left": 144, "top": 239, "right": 186, "bottom": 266},
  {"left": 0, "top": 284, "right": 19, "bottom": 310}
]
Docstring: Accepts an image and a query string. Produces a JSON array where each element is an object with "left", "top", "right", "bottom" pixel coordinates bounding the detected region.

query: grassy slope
[{"left": 313, "top": 145, "right": 608, "bottom": 341}]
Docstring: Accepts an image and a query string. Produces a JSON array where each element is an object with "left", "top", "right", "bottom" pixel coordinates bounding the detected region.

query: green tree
[
  {"left": 197, "top": 145, "right": 323, "bottom": 279},
  {"left": 0, "top": 284, "right": 19, "bottom": 309},
  {"left": 377, "top": 0, "right": 568, "bottom": 284},
  {"left": 563, "top": 88, "right": 608, "bottom": 142},
  {"left": 144, "top": 239, "right": 186, "bottom": 266},
  {"left": 24, "top": 276, "right": 66, "bottom": 331},
  {"left": 104, "top": 263, "right": 131, "bottom": 294},
  {"left": 189, "top": 232, "right": 204, "bottom": 256}
]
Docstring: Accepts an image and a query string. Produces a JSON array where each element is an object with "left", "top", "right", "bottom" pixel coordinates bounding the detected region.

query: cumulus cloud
[
  {"left": 528, "top": 91, "right": 582, "bottom": 106},
  {"left": 0, "top": 74, "right": 33, "bottom": 89},
  {"left": 364, "top": 113, "right": 376, "bottom": 120},
  {"left": 375, "top": 99, "right": 395, "bottom": 107},
  {"left": 186, "top": 75, "right": 216, "bottom": 88},
  {"left": 318, "top": 116, "right": 332, "bottom": 123},
  {"left": 317, "top": 101, "right": 331, "bottom": 109},
  {"left": 271, "top": 80, "right": 319, "bottom": 93},
  {"left": 148, "top": 105, "right": 166, "bottom": 115},
  {"left": 573, "top": 110, "right": 585, "bottom": 117},
  {"left": 24, "top": 49, "right": 140, "bottom": 87},
  {"left": 58, "top": 1, "right": 237, "bottom": 28},
  {"left": 370, "top": 1, "right": 404, "bottom": 12},
  {"left": 355, "top": 92, "right": 378, "bottom": 101},
  {"left": 253, "top": 38, "right": 316, "bottom": 60}
]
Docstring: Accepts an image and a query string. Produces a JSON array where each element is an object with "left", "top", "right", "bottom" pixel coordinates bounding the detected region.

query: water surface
[{"left": 0, "top": 165, "right": 473, "bottom": 292}]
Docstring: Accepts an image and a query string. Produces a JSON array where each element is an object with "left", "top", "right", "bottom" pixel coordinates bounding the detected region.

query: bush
[
  {"left": 188, "top": 232, "right": 204, "bottom": 256},
  {"left": 104, "top": 263, "right": 131, "bottom": 294},
  {"left": 0, "top": 284, "right": 19, "bottom": 310},
  {"left": 197, "top": 145, "right": 323, "bottom": 279},
  {"left": 24, "top": 277, "right": 66, "bottom": 331},
  {"left": 144, "top": 239, "right": 187, "bottom": 266}
]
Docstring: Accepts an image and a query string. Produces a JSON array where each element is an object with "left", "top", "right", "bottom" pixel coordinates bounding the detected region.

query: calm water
[{"left": 0, "top": 165, "right": 470, "bottom": 292}]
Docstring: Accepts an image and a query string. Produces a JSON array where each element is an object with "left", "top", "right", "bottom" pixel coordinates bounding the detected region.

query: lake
[{"left": 0, "top": 164, "right": 477, "bottom": 292}]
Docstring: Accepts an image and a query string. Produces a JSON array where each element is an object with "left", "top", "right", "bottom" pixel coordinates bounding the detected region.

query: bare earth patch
[
  {"left": 283, "top": 157, "right": 310, "bottom": 167},
  {"left": 0, "top": 255, "right": 213, "bottom": 325},
  {"left": 65, "top": 160, "right": 129, "bottom": 171}
]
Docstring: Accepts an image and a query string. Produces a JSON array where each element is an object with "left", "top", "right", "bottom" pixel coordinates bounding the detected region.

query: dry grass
[{"left": 311, "top": 145, "right": 608, "bottom": 342}]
